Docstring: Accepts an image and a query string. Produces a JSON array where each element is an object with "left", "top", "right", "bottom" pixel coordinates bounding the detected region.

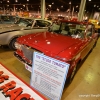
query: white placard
[
  {"left": 0, "top": 63, "right": 47, "bottom": 100},
  {"left": 30, "top": 52, "right": 70, "bottom": 100}
]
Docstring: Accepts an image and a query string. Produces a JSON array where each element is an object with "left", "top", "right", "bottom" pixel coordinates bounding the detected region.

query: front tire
[{"left": 9, "top": 37, "right": 18, "bottom": 50}]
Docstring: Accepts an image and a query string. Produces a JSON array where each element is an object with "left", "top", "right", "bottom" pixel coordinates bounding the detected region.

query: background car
[
  {"left": 14, "top": 20, "right": 99, "bottom": 82},
  {"left": 88, "top": 19, "right": 100, "bottom": 36},
  {"left": 0, "top": 17, "right": 52, "bottom": 50},
  {"left": 0, "top": 14, "right": 17, "bottom": 24}
]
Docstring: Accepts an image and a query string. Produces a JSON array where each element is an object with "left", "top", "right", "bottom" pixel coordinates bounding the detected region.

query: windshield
[
  {"left": 0, "top": 15, "right": 16, "bottom": 23},
  {"left": 15, "top": 18, "right": 33, "bottom": 27},
  {"left": 50, "top": 21, "right": 87, "bottom": 39}
]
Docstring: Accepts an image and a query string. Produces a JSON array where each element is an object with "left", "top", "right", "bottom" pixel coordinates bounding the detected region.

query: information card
[{"left": 30, "top": 52, "right": 70, "bottom": 100}]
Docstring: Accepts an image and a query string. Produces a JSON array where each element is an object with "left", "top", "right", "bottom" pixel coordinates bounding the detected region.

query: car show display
[
  {"left": 0, "top": 17, "right": 52, "bottom": 50},
  {"left": 0, "top": 0, "right": 100, "bottom": 99},
  {"left": 14, "top": 19, "right": 99, "bottom": 82}
]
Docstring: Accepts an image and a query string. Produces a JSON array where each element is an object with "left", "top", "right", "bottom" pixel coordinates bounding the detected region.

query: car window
[
  {"left": 49, "top": 21, "right": 86, "bottom": 39},
  {"left": 35, "top": 20, "right": 50, "bottom": 27},
  {"left": 0, "top": 15, "right": 17, "bottom": 23},
  {"left": 85, "top": 25, "right": 93, "bottom": 37},
  {"left": 15, "top": 18, "right": 33, "bottom": 27},
  {"left": 49, "top": 21, "right": 61, "bottom": 32},
  {"left": 1, "top": 16, "right": 11, "bottom": 21},
  {"left": 43, "top": 21, "right": 51, "bottom": 26}
]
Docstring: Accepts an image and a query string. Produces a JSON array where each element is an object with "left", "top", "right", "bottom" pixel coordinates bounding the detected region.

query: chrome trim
[{"left": 14, "top": 52, "right": 32, "bottom": 67}]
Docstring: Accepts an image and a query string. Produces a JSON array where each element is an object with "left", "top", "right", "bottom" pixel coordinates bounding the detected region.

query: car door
[
  {"left": 19, "top": 19, "right": 49, "bottom": 36},
  {"left": 29, "top": 20, "right": 50, "bottom": 33},
  {"left": 80, "top": 24, "right": 96, "bottom": 60}
]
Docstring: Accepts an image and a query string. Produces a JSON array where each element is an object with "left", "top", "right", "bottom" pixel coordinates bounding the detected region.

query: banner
[
  {"left": 30, "top": 52, "right": 70, "bottom": 100},
  {"left": 0, "top": 63, "right": 47, "bottom": 100}
]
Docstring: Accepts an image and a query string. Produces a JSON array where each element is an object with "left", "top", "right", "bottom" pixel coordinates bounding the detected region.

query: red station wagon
[{"left": 14, "top": 20, "right": 99, "bottom": 82}]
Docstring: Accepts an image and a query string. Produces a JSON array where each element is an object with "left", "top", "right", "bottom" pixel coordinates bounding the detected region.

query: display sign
[
  {"left": 30, "top": 52, "right": 70, "bottom": 100},
  {"left": 25, "top": 63, "right": 32, "bottom": 72},
  {"left": 0, "top": 63, "right": 47, "bottom": 100}
]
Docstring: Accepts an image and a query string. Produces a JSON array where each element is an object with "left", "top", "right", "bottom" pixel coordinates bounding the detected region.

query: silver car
[{"left": 0, "top": 17, "right": 52, "bottom": 50}]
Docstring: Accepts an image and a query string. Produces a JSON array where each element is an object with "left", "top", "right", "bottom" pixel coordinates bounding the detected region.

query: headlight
[{"left": 15, "top": 42, "right": 22, "bottom": 50}]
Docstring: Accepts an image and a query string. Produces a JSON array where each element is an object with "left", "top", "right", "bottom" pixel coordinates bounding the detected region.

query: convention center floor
[{"left": 0, "top": 38, "right": 100, "bottom": 100}]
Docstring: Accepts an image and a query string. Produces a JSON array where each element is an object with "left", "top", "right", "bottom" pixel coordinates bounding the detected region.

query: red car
[{"left": 14, "top": 20, "right": 99, "bottom": 82}]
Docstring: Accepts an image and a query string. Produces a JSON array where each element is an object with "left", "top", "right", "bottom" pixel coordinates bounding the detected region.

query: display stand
[{"left": 30, "top": 52, "right": 70, "bottom": 100}]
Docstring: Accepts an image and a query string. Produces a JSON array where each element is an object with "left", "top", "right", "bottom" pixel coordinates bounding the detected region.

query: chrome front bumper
[{"left": 14, "top": 52, "right": 32, "bottom": 67}]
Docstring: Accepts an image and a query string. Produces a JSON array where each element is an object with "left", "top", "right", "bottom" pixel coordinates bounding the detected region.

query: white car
[{"left": 0, "top": 17, "right": 52, "bottom": 50}]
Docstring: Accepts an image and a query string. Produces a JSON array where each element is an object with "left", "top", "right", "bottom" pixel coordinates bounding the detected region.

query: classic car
[
  {"left": 0, "top": 17, "right": 52, "bottom": 50},
  {"left": 88, "top": 19, "right": 100, "bottom": 36},
  {"left": 0, "top": 15, "right": 17, "bottom": 24},
  {"left": 14, "top": 20, "right": 99, "bottom": 82}
]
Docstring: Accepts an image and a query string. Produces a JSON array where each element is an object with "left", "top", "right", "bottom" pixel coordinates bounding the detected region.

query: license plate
[{"left": 25, "top": 64, "right": 32, "bottom": 72}]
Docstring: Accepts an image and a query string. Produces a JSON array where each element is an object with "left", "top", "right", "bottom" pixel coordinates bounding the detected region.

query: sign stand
[{"left": 30, "top": 52, "right": 70, "bottom": 100}]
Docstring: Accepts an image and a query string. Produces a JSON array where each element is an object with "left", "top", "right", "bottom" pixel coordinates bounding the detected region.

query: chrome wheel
[{"left": 9, "top": 38, "right": 17, "bottom": 50}]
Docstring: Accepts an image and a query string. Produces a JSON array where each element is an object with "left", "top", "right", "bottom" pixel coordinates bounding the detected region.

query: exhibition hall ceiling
[{"left": 0, "top": 0, "right": 100, "bottom": 12}]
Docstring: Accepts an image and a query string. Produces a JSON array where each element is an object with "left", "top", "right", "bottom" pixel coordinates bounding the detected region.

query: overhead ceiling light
[
  {"left": 57, "top": 8, "right": 59, "bottom": 11},
  {"left": 52, "top": 2, "right": 54, "bottom": 4},
  {"left": 61, "top": 6, "right": 63, "bottom": 8},
  {"left": 94, "top": 5, "right": 96, "bottom": 7},
  {"left": 76, "top": 5, "right": 78, "bottom": 8},
  {"left": 7, "top": 0, "right": 9, "bottom": 3},
  {"left": 15, "top": 0, "right": 18, "bottom": 2},
  {"left": 48, "top": 5, "right": 51, "bottom": 8},
  {"left": 69, "top": 2, "right": 71, "bottom": 4}
]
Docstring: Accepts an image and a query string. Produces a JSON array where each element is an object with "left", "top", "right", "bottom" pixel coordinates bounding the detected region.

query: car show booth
[{"left": 0, "top": 0, "right": 100, "bottom": 100}]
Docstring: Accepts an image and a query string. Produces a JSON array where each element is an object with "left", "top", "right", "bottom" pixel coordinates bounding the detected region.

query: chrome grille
[{"left": 21, "top": 45, "right": 34, "bottom": 62}]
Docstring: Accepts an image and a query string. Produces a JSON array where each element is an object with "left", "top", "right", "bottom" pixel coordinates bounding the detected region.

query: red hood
[{"left": 18, "top": 32, "right": 82, "bottom": 58}]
